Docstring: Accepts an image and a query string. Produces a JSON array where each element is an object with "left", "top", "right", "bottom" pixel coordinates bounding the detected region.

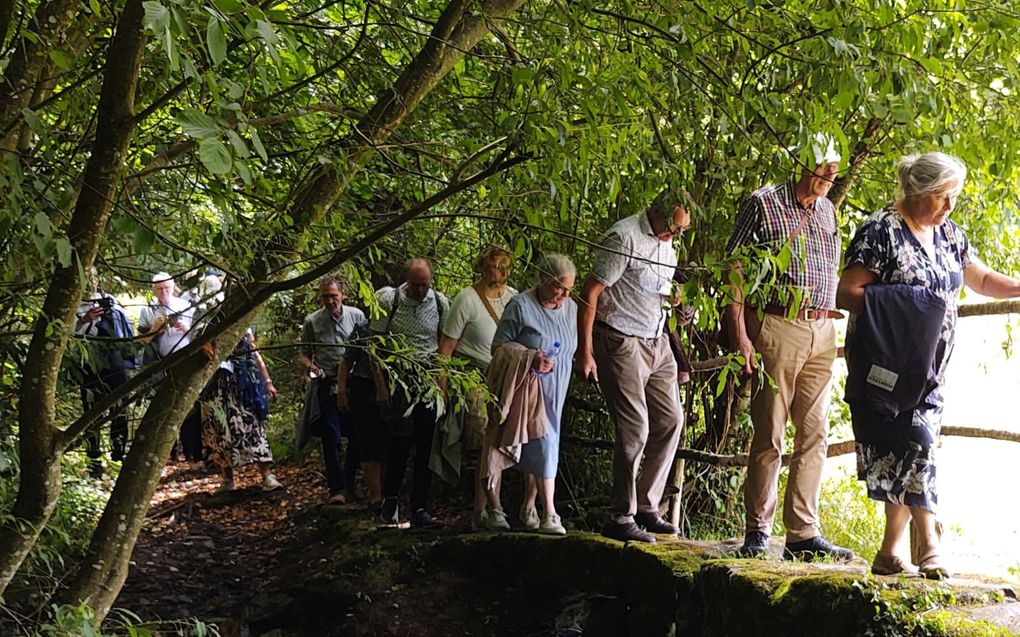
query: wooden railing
[{"left": 562, "top": 299, "right": 1020, "bottom": 526}]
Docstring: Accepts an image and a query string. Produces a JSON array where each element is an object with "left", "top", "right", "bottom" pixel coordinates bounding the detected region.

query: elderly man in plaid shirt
[{"left": 725, "top": 135, "right": 855, "bottom": 562}]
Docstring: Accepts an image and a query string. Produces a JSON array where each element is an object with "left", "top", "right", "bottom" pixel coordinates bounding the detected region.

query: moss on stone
[
  {"left": 903, "top": 609, "right": 1016, "bottom": 637},
  {"left": 319, "top": 516, "right": 1017, "bottom": 637}
]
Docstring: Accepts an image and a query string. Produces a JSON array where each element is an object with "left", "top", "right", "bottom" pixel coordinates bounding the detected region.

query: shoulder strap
[{"left": 472, "top": 286, "right": 500, "bottom": 324}]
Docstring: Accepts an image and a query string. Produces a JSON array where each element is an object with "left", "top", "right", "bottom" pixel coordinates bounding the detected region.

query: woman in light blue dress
[{"left": 489, "top": 254, "right": 578, "bottom": 535}]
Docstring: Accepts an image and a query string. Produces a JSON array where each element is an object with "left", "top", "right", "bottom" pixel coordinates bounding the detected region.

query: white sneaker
[
  {"left": 483, "top": 509, "right": 511, "bottom": 531},
  {"left": 538, "top": 513, "right": 566, "bottom": 536},
  {"left": 262, "top": 474, "right": 283, "bottom": 491},
  {"left": 519, "top": 503, "right": 540, "bottom": 531}
]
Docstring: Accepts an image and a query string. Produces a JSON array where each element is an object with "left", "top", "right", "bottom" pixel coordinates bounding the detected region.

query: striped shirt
[{"left": 726, "top": 179, "right": 840, "bottom": 311}]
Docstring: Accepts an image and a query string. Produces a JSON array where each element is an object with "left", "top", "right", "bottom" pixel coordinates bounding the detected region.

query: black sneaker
[
  {"left": 601, "top": 520, "right": 656, "bottom": 544},
  {"left": 410, "top": 508, "right": 441, "bottom": 529},
  {"left": 783, "top": 535, "right": 855, "bottom": 562},
  {"left": 380, "top": 497, "right": 399, "bottom": 524},
  {"left": 737, "top": 531, "right": 770, "bottom": 558},
  {"left": 634, "top": 512, "right": 679, "bottom": 535}
]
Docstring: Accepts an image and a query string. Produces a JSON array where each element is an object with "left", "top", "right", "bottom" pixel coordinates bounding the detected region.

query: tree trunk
[
  {"left": 0, "top": 0, "right": 15, "bottom": 51},
  {"left": 57, "top": 0, "right": 525, "bottom": 618},
  {"left": 0, "top": 0, "right": 81, "bottom": 149},
  {"left": 0, "top": 0, "right": 147, "bottom": 599},
  {"left": 829, "top": 117, "right": 883, "bottom": 210},
  {"left": 59, "top": 344, "right": 227, "bottom": 617},
  {"left": 0, "top": 427, "right": 61, "bottom": 594}
]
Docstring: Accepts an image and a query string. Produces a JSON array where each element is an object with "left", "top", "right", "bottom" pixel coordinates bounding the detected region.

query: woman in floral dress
[
  {"left": 838, "top": 152, "right": 1020, "bottom": 578},
  {"left": 202, "top": 330, "right": 283, "bottom": 492}
]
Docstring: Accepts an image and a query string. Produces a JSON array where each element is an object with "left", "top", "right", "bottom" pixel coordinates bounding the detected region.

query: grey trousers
[{"left": 594, "top": 325, "right": 683, "bottom": 521}]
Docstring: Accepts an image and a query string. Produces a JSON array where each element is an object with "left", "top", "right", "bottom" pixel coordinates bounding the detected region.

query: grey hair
[
  {"left": 318, "top": 275, "right": 345, "bottom": 294},
  {"left": 535, "top": 253, "right": 576, "bottom": 282},
  {"left": 152, "top": 271, "right": 173, "bottom": 284},
  {"left": 896, "top": 152, "right": 967, "bottom": 203}
]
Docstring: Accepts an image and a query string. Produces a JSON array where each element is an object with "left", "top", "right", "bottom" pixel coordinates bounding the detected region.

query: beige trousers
[
  {"left": 743, "top": 312, "right": 836, "bottom": 542},
  {"left": 594, "top": 325, "right": 683, "bottom": 521}
]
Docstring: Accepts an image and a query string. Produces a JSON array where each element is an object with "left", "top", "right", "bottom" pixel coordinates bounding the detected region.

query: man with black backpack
[
  {"left": 371, "top": 258, "right": 449, "bottom": 528},
  {"left": 74, "top": 269, "right": 139, "bottom": 477}
]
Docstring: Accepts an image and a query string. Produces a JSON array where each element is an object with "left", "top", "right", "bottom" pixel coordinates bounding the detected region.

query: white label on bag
[{"left": 866, "top": 365, "right": 898, "bottom": 392}]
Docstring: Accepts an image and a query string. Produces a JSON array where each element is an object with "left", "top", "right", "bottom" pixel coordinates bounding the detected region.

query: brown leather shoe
[
  {"left": 601, "top": 520, "right": 656, "bottom": 543},
  {"left": 871, "top": 553, "right": 919, "bottom": 577},
  {"left": 917, "top": 550, "right": 952, "bottom": 580},
  {"left": 634, "top": 511, "right": 679, "bottom": 535}
]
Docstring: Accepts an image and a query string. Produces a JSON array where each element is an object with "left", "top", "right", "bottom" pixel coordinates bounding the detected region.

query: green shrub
[
  {"left": 0, "top": 444, "right": 112, "bottom": 601},
  {"left": 772, "top": 465, "right": 883, "bottom": 558},
  {"left": 817, "top": 468, "right": 883, "bottom": 558},
  {"left": 35, "top": 604, "right": 219, "bottom": 637}
]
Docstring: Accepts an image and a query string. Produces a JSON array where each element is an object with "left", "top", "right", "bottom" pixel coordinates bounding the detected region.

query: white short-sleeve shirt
[
  {"left": 442, "top": 285, "right": 518, "bottom": 366},
  {"left": 591, "top": 212, "right": 678, "bottom": 338}
]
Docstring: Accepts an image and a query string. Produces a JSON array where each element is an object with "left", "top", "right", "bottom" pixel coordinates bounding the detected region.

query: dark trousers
[
  {"left": 179, "top": 403, "right": 204, "bottom": 461},
  {"left": 345, "top": 433, "right": 360, "bottom": 487},
  {"left": 383, "top": 402, "right": 437, "bottom": 511},
  {"left": 347, "top": 376, "right": 387, "bottom": 462},
  {"left": 81, "top": 369, "right": 131, "bottom": 461},
  {"left": 316, "top": 379, "right": 347, "bottom": 495}
]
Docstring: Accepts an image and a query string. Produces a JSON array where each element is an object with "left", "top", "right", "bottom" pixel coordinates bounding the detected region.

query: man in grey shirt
[
  {"left": 576, "top": 188, "right": 691, "bottom": 543},
  {"left": 297, "top": 275, "right": 367, "bottom": 503}
]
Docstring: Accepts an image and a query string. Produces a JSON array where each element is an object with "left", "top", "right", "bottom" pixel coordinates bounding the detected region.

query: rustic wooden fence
[{"left": 560, "top": 300, "right": 1020, "bottom": 528}]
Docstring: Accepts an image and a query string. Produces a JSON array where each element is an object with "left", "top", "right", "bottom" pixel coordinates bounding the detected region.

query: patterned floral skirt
[
  {"left": 201, "top": 368, "right": 273, "bottom": 469},
  {"left": 853, "top": 399, "right": 942, "bottom": 512}
]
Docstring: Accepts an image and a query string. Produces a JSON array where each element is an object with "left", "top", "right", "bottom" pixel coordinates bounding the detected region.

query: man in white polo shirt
[
  {"left": 576, "top": 188, "right": 691, "bottom": 544},
  {"left": 139, "top": 272, "right": 195, "bottom": 358}
]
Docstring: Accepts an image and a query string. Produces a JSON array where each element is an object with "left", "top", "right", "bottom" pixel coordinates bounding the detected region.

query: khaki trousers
[
  {"left": 743, "top": 312, "right": 836, "bottom": 542},
  {"left": 594, "top": 325, "right": 683, "bottom": 521}
]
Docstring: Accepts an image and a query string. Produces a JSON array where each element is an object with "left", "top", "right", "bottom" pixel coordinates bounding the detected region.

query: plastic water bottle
[
  {"left": 544, "top": 341, "right": 562, "bottom": 359},
  {"left": 535, "top": 341, "right": 561, "bottom": 376}
]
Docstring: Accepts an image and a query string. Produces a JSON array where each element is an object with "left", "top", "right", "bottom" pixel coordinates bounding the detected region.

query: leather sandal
[
  {"left": 917, "top": 549, "right": 952, "bottom": 580},
  {"left": 871, "top": 553, "right": 919, "bottom": 577}
]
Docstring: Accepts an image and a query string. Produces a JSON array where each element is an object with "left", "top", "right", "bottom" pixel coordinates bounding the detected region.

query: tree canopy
[{"left": 3, "top": 0, "right": 1020, "bottom": 624}]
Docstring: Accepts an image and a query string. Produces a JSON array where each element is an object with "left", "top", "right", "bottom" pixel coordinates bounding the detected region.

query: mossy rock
[
  {"left": 697, "top": 560, "right": 1017, "bottom": 637},
  {"left": 439, "top": 535, "right": 1019, "bottom": 636},
  {"left": 313, "top": 518, "right": 1018, "bottom": 637}
]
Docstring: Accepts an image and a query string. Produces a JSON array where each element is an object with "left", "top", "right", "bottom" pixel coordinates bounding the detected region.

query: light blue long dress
[{"left": 492, "top": 289, "right": 577, "bottom": 478}]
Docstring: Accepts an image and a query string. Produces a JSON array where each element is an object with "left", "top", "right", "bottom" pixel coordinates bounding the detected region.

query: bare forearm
[
  {"left": 724, "top": 302, "right": 747, "bottom": 344},
  {"left": 437, "top": 334, "right": 458, "bottom": 358},
  {"left": 835, "top": 287, "right": 865, "bottom": 314},
  {"left": 296, "top": 354, "right": 315, "bottom": 371},
  {"left": 576, "top": 278, "right": 603, "bottom": 356},
  {"left": 253, "top": 350, "right": 271, "bottom": 382},
  {"left": 973, "top": 269, "right": 1020, "bottom": 299}
]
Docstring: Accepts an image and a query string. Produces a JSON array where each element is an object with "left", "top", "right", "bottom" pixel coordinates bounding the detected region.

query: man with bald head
[
  {"left": 725, "top": 134, "right": 853, "bottom": 562},
  {"left": 371, "top": 258, "right": 450, "bottom": 528},
  {"left": 576, "top": 188, "right": 691, "bottom": 544}
]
